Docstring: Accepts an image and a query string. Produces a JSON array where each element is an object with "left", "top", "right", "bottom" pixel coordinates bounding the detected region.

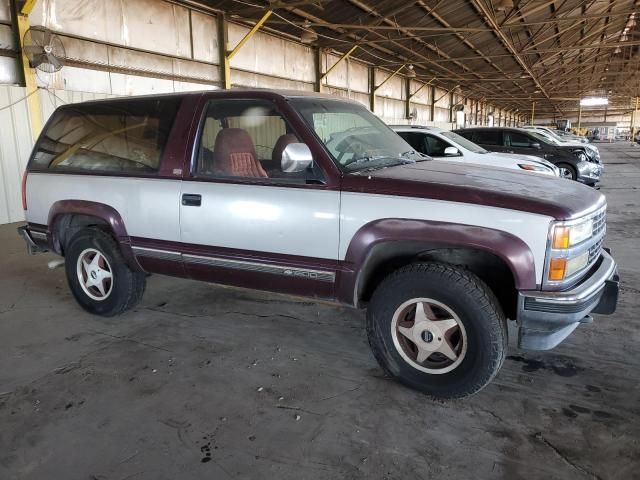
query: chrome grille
[
  {"left": 592, "top": 209, "right": 606, "bottom": 237},
  {"left": 587, "top": 207, "right": 606, "bottom": 266},
  {"left": 588, "top": 237, "right": 603, "bottom": 264}
]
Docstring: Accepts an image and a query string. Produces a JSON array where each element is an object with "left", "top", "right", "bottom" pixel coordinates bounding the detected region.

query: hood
[{"left": 342, "top": 160, "right": 604, "bottom": 220}]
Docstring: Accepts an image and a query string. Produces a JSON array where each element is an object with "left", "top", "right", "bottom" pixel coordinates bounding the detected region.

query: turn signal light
[
  {"left": 552, "top": 226, "right": 570, "bottom": 249},
  {"left": 548, "top": 258, "right": 567, "bottom": 281}
]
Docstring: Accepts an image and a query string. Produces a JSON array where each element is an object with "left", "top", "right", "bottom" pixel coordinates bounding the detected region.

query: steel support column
[
  {"left": 314, "top": 47, "right": 322, "bottom": 92},
  {"left": 11, "top": 0, "right": 42, "bottom": 141},
  {"left": 217, "top": 13, "right": 229, "bottom": 89}
]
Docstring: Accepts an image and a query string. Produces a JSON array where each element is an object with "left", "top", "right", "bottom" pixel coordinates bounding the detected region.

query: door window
[
  {"left": 396, "top": 132, "right": 426, "bottom": 154},
  {"left": 196, "top": 99, "right": 311, "bottom": 182},
  {"left": 423, "top": 134, "right": 453, "bottom": 156},
  {"left": 508, "top": 132, "right": 536, "bottom": 148},
  {"left": 473, "top": 130, "right": 503, "bottom": 146}
]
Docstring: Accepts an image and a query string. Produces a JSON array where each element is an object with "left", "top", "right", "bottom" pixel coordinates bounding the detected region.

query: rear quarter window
[{"left": 29, "top": 97, "right": 181, "bottom": 173}]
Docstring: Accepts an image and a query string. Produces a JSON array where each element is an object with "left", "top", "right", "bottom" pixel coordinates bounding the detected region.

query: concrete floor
[{"left": 1, "top": 143, "right": 639, "bottom": 480}]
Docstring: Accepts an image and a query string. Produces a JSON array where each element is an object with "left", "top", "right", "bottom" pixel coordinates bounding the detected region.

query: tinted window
[
  {"left": 196, "top": 99, "right": 307, "bottom": 181},
  {"left": 423, "top": 134, "right": 452, "bottom": 156},
  {"left": 508, "top": 132, "right": 535, "bottom": 147},
  {"left": 30, "top": 98, "right": 181, "bottom": 173},
  {"left": 473, "top": 130, "right": 503, "bottom": 146},
  {"left": 397, "top": 132, "right": 426, "bottom": 153}
]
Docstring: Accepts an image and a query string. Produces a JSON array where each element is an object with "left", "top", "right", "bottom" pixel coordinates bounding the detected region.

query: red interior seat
[{"left": 213, "top": 128, "right": 268, "bottom": 178}]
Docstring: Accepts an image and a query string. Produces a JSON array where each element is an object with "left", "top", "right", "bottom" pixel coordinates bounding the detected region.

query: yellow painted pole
[
  {"left": 374, "top": 64, "right": 406, "bottom": 92},
  {"left": 224, "top": 10, "right": 272, "bottom": 89},
  {"left": 16, "top": 7, "right": 42, "bottom": 142},
  {"left": 320, "top": 45, "right": 358, "bottom": 82},
  {"left": 578, "top": 103, "right": 582, "bottom": 129},
  {"left": 531, "top": 101, "right": 535, "bottom": 124}
]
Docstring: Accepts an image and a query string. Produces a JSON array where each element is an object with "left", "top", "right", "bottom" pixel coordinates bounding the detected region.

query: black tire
[
  {"left": 557, "top": 163, "right": 577, "bottom": 181},
  {"left": 64, "top": 228, "right": 145, "bottom": 317},
  {"left": 366, "top": 262, "right": 507, "bottom": 399}
]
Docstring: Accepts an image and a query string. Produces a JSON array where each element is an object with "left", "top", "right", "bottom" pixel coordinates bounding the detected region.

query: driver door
[{"left": 179, "top": 97, "right": 340, "bottom": 298}]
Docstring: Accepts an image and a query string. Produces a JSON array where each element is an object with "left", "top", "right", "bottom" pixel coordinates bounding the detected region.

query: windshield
[
  {"left": 440, "top": 131, "right": 488, "bottom": 154},
  {"left": 289, "top": 98, "right": 425, "bottom": 171},
  {"left": 539, "top": 128, "right": 566, "bottom": 143},
  {"left": 529, "top": 130, "right": 560, "bottom": 145}
]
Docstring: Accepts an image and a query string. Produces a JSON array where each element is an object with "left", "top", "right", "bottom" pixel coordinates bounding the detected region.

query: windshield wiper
[{"left": 401, "top": 150, "right": 430, "bottom": 161}]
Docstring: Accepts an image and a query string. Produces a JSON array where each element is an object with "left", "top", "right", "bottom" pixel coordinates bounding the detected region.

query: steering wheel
[{"left": 337, "top": 139, "right": 368, "bottom": 166}]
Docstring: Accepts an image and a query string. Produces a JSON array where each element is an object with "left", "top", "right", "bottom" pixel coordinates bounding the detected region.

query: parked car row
[
  {"left": 452, "top": 127, "right": 602, "bottom": 185},
  {"left": 385, "top": 123, "right": 603, "bottom": 186},
  {"left": 18, "top": 91, "right": 618, "bottom": 400}
]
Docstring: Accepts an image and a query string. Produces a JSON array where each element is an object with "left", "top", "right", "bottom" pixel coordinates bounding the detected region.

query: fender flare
[
  {"left": 336, "top": 218, "right": 537, "bottom": 306},
  {"left": 47, "top": 200, "right": 143, "bottom": 271}
]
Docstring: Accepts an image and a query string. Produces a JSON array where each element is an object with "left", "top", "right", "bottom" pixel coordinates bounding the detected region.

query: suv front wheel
[
  {"left": 366, "top": 262, "right": 507, "bottom": 399},
  {"left": 65, "top": 228, "right": 146, "bottom": 316}
]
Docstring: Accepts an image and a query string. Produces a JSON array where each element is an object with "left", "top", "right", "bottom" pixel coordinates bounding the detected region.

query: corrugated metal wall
[{"left": 0, "top": 0, "right": 532, "bottom": 225}]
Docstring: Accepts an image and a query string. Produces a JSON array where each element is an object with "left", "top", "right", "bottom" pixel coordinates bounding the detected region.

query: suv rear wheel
[
  {"left": 366, "top": 262, "right": 507, "bottom": 399},
  {"left": 65, "top": 228, "right": 145, "bottom": 316}
]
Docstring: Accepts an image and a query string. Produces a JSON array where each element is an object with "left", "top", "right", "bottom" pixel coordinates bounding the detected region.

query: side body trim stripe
[{"left": 132, "top": 246, "right": 335, "bottom": 283}]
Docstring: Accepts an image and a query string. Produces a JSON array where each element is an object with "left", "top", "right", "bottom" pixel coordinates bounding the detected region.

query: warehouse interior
[{"left": 1, "top": 1, "right": 639, "bottom": 479}]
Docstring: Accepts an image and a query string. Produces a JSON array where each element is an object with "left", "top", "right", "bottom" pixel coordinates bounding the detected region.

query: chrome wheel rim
[
  {"left": 391, "top": 298, "right": 468, "bottom": 374},
  {"left": 76, "top": 248, "right": 113, "bottom": 301},
  {"left": 560, "top": 168, "right": 573, "bottom": 179}
]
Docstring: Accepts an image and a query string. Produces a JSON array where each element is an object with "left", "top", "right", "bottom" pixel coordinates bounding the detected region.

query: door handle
[{"left": 182, "top": 194, "right": 202, "bottom": 207}]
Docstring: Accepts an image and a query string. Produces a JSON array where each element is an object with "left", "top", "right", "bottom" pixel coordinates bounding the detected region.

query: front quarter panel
[{"left": 338, "top": 193, "right": 554, "bottom": 302}]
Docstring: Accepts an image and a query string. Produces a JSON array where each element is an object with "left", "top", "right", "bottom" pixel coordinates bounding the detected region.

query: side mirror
[
  {"left": 281, "top": 143, "right": 313, "bottom": 173},
  {"left": 444, "top": 146, "right": 460, "bottom": 156},
  {"left": 531, "top": 142, "right": 542, "bottom": 149}
]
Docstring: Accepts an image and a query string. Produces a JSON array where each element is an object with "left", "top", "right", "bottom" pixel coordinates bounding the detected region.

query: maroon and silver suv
[{"left": 18, "top": 90, "right": 619, "bottom": 399}]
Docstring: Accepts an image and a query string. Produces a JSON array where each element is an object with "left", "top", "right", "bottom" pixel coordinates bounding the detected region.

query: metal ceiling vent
[{"left": 23, "top": 27, "right": 65, "bottom": 74}]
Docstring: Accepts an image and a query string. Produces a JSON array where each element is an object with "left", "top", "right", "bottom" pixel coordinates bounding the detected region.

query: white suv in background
[{"left": 391, "top": 125, "right": 559, "bottom": 177}]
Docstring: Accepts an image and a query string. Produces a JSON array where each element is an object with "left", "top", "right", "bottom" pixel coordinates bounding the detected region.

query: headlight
[
  {"left": 574, "top": 150, "right": 587, "bottom": 162},
  {"left": 546, "top": 218, "right": 596, "bottom": 283},
  {"left": 518, "top": 163, "right": 551, "bottom": 173},
  {"left": 552, "top": 220, "right": 593, "bottom": 248}
]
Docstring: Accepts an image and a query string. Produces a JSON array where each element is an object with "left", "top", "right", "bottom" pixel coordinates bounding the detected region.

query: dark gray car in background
[{"left": 453, "top": 127, "right": 602, "bottom": 186}]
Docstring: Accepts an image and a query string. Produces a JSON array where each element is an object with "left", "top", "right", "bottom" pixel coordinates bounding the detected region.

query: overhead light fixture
[
  {"left": 621, "top": 34, "right": 629, "bottom": 41},
  {"left": 614, "top": 46, "right": 622, "bottom": 53},
  {"left": 629, "top": 19, "right": 637, "bottom": 27},
  {"left": 580, "top": 97, "right": 609, "bottom": 106},
  {"left": 300, "top": 21, "right": 318, "bottom": 44},
  {"left": 405, "top": 64, "right": 416, "bottom": 78}
]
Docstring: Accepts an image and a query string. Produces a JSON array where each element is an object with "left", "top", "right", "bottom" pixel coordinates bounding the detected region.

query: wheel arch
[
  {"left": 47, "top": 200, "right": 143, "bottom": 272},
  {"left": 337, "top": 219, "right": 536, "bottom": 319}
]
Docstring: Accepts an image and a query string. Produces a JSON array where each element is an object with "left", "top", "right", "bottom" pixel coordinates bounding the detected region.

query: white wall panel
[
  {"left": 410, "top": 80, "right": 432, "bottom": 105},
  {"left": 228, "top": 23, "right": 314, "bottom": 84},
  {"left": 0, "top": 86, "right": 34, "bottom": 224},
  {"left": 191, "top": 11, "right": 218, "bottom": 63},
  {"left": 0, "top": 56, "right": 19, "bottom": 84},
  {"left": 0, "top": 0, "right": 10, "bottom": 22},
  {"left": 375, "top": 68, "right": 403, "bottom": 100},
  {"left": 232, "top": 69, "right": 313, "bottom": 91},
  {"left": 30, "top": 0, "right": 193, "bottom": 59}
]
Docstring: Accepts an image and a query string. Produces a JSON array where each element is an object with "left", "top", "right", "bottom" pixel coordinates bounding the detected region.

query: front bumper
[
  {"left": 577, "top": 160, "right": 603, "bottom": 184},
  {"left": 517, "top": 249, "right": 618, "bottom": 350}
]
